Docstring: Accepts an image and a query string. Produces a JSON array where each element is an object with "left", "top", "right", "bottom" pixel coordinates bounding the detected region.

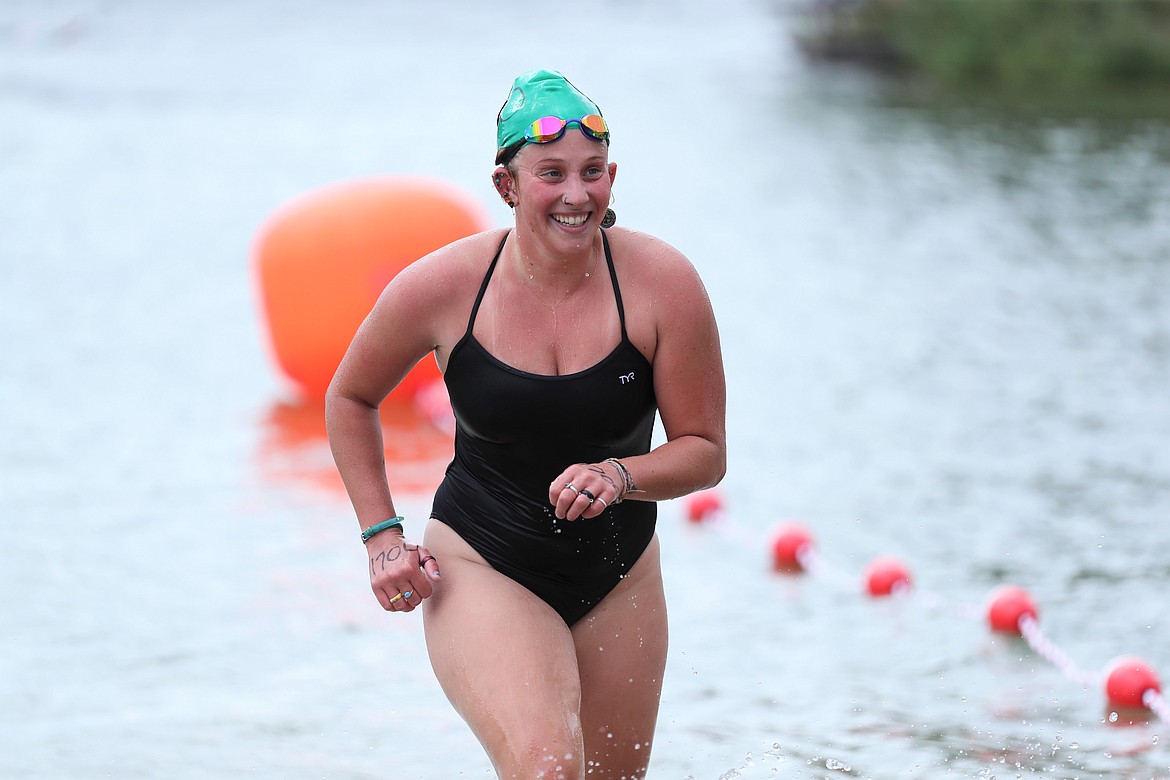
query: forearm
[
  {"left": 325, "top": 391, "right": 397, "bottom": 527},
  {"left": 613, "top": 433, "right": 726, "bottom": 503}
]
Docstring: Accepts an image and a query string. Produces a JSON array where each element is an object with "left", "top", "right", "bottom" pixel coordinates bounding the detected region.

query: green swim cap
[{"left": 495, "top": 69, "right": 605, "bottom": 165}]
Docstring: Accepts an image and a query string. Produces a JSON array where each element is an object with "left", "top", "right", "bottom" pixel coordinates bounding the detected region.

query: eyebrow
[{"left": 529, "top": 153, "right": 608, "bottom": 166}]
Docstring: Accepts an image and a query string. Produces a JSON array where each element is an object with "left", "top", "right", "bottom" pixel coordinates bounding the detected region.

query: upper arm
[{"left": 646, "top": 245, "right": 727, "bottom": 450}]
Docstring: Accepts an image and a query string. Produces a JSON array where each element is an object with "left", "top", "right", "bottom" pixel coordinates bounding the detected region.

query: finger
[
  {"left": 397, "top": 587, "right": 418, "bottom": 610},
  {"left": 567, "top": 488, "right": 601, "bottom": 521},
  {"left": 564, "top": 493, "right": 583, "bottom": 521},
  {"left": 554, "top": 481, "right": 581, "bottom": 520},
  {"left": 382, "top": 589, "right": 405, "bottom": 611},
  {"left": 548, "top": 467, "right": 576, "bottom": 503},
  {"left": 582, "top": 490, "right": 609, "bottom": 519},
  {"left": 577, "top": 488, "right": 603, "bottom": 519},
  {"left": 417, "top": 549, "right": 442, "bottom": 581},
  {"left": 404, "top": 575, "right": 433, "bottom": 600},
  {"left": 573, "top": 484, "right": 609, "bottom": 520}
]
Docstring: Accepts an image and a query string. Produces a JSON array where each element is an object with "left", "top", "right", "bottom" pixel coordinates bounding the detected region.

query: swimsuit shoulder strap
[
  {"left": 601, "top": 229, "right": 629, "bottom": 340},
  {"left": 465, "top": 231, "right": 509, "bottom": 336}
]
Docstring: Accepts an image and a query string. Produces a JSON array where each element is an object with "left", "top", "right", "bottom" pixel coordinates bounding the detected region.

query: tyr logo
[{"left": 618, "top": 372, "right": 636, "bottom": 385}]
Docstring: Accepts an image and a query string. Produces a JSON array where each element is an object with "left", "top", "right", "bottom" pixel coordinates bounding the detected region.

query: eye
[{"left": 583, "top": 166, "right": 605, "bottom": 179}]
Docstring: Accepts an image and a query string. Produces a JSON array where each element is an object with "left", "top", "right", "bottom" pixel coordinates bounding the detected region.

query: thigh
[
  {"left": 421, "top": 519, "right": 586, "bottom": 776},
  {"left": 571, "top": 535, "right": 668, "bottom": 779}
]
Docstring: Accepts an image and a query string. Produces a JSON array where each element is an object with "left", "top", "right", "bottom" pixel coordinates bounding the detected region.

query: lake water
[{"left": 2, "top": 0, "right": 1168, "bottom": 778}]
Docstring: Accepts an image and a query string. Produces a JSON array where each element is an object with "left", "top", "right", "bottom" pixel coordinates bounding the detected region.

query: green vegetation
[{"left": 796, "top": 0, "right": 1170, "bottom": 93}]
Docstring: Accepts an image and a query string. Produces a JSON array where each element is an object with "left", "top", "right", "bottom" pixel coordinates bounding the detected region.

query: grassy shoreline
[{"left": 793, "top": 0, "right": 1170, "bottom": 94}]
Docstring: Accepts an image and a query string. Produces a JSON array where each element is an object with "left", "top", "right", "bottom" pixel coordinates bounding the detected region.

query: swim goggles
[
  {"left": 525, "top": 114, "right": 609, "bottom": 144},
  {"left": 496, "top": 114, "right": 609, "bottom": 165}
]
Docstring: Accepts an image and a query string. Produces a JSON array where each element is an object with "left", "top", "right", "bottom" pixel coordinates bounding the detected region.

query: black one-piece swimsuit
[{"left": 430, "top": 230, "right": 657, "bottom": 626}]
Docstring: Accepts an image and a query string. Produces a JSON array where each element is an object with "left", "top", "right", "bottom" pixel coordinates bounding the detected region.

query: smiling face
[{"left": 501, "top": 132, "right": 617, "bottom": 254}]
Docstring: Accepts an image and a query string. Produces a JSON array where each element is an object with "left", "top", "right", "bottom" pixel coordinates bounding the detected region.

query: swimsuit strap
[
  {"left": 465, "top": 229, "right": 625, "bottom": 338},
  {"left": 465, "top": 232, "right": 510, "bottom": 336},
  {"left": 600, "top": 229, "right": 629, "bottom": 340}
]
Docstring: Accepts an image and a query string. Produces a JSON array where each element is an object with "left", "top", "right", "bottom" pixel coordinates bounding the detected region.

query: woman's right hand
[{"left": 366, "top": 531, "right": 441, "bottom": 612}]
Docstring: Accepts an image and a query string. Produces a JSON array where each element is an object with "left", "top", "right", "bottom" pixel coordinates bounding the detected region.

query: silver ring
[
  {"left": 580, "top": 488, "right": 596, "bottom": 504},
  {"left": 597, "top": 497, "right": 608, "bottom": 509},
  {"left": 565, "top": 482, "right": 579, "bottom": 495}
]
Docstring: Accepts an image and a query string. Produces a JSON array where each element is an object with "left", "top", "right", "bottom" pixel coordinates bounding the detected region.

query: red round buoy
[
  {"left": 254, "top": 176, "right": 490, "bottom": 401},
  {"left": 684, "top": 489, "right": 724, "bottom": 524},
  {"left": 864, "top": 556, "right": 912, "bottom": 597},
  {"left": 985, "top": 585, "right": 1039, "bottom": 635},
  {"left": 771, "top": 522, "right": 813, "bottom": 573},
  {"left": 1104, "top": 656, "right": 1161, "bottom": 711}
]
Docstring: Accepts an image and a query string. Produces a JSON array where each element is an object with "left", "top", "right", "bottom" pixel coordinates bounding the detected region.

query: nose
[{"left": 561, "top": 174, "right": 589, "bottom": 206}]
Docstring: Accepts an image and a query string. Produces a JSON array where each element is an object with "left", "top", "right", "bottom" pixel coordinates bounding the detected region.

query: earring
[
  {"left": 493, "top": 172, "right": 516, "bottom": 208},
  {"left": 600, "top": 208, "right": 617, "bottom": 228}
]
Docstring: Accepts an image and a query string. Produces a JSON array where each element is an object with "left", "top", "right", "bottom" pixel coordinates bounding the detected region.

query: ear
[
  {"left": 607, "top": 161, "right": 617, "bottom": 186},
  {"left": 492, "top": 167, "right": 516, "bottom": 208}
]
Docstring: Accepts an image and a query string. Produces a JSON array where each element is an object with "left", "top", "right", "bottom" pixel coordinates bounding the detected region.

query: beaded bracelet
[
  {"left": 604, "top": 458, "right": 638, "bottom": 504},
  {"left": 361, "top": 516, "right": 405, "bottom": 543}
]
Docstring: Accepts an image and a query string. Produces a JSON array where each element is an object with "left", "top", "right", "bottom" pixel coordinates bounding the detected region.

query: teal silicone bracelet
[{"left": 361, "top": 516, "right": 404, "bottom": 543}]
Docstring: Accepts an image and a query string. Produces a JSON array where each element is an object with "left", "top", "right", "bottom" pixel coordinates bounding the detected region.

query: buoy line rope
[
  {"left": 680, "top": 493, "right": 1166, "bottom": 725},
  {"left": 1145, "top": 689, "right": 1170, "bottom": 723},
  {"left": 1017, "top": 614, "right": 1101, "bottom": 689}
]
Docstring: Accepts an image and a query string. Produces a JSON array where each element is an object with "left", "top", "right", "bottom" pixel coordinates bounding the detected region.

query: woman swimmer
[{"left": 326, "top": 68, "right": 727, "bottom": 779}]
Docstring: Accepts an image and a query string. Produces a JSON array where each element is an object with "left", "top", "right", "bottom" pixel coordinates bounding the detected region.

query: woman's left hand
[{"left": 549, "top": 461, "right": 620, "bottom": 520}]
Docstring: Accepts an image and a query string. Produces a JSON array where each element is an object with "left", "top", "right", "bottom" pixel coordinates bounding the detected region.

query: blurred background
[{"left": 2, "top": 0, "right": 1168, "bottom": 777}]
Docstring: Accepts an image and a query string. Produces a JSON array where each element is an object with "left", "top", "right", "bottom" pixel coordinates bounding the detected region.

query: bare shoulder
[
  {"left": 604, "top": 226, "right": 690, "bottom": 267},
  {"left": 603, "top": 226, "right": 711, "bottom": 308},
  {"left": 358, "top": 227, "right": 508, "bottom": 359},
  {"left": 601, "top": 227, "right": 718, "bottom": 371},
  {"left": 388, "top": 227, "right": 508, "bottom": 306}
]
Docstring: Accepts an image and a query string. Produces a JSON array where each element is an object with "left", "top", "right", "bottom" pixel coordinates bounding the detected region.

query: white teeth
[{"left": 552, "top": 213, "right": 588, "bottom": 226}]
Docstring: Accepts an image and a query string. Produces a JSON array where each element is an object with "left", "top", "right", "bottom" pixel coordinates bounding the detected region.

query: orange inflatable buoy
[{"left": 253, "top": 176, "right": 490, "bottom": 401}]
